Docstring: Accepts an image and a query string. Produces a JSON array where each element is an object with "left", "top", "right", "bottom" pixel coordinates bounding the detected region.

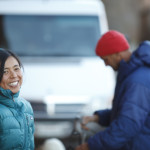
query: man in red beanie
[
  {"left": 75, "top": 30, "right": 150, "bottom": 150},
  {"left": 95, "top": 30, "right": 131, "bottom": 71}
]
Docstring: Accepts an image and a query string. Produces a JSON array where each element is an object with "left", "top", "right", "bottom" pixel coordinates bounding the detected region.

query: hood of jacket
[{"left": 118, "top": 41, "right": 150, "bottom": 82}]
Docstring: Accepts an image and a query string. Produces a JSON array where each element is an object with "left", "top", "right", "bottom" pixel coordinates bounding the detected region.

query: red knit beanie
[{"left": 95, "top": 30, "right": 130, "bottom": 57}]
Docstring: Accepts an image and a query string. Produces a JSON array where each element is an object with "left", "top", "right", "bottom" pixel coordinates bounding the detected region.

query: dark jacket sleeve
[
  {"left": 88, "top": 82, "right": 150, "bottom": 150},
  {"left": 94, "top": 109, "right": 111, "bottom": 127}
]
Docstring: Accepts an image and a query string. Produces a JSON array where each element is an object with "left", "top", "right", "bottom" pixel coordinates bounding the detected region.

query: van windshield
[{"left": 0, "top": 15, "right": 100, "bottom": 57}]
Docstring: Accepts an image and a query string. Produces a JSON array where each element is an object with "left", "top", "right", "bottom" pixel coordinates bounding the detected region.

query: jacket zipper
[
  {"left": 12, "top": 94, "right": 15, "bottom": 102},
  {"left": 23, "top": 115, "right": 28, "bottom": 149},
  {"left": 11, "top": 95, "right": 28, "bottom": 149}
]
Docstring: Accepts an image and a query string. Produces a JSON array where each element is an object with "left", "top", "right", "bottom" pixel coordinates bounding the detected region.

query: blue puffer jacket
[
  {"left": 0, "top": 87, "right": 34, "bottom": 150},
  {"left": 88, "top": 41, "right": 150, "bottom": 150}
]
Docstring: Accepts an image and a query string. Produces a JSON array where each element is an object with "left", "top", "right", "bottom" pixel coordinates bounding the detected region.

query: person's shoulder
[
  {"left": 137, "top": 40, "right": 150, "bottom": 54},
  {"left": 140, "top": 40, "right": 150, "bottom": 46},
  {"left": 18, "top": 97, "right": 33, "bottom": 114},
  {"left": 128, "top": 67, "right": 150, "bottom": 88},
  {"left": 19, "top": 97, "right": 30, "bottom": 104},
  {"left": 132, "top": 66, "right": 150, "bottom": 78}
]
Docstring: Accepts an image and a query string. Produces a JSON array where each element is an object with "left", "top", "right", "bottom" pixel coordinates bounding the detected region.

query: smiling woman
[
  {"left": 0, "top": 48, "right": 34, "bottom": 150},
  {"left": 0, "top": 56, "right": 23, "bottom": 93}
]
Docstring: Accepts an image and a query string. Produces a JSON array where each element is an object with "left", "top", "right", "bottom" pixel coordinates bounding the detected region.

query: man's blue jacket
[{"left": 88, "top": 41, "right": 150, "bottom": 150}]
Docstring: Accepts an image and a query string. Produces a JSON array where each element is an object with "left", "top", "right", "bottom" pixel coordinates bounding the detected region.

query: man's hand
[
  {"left": 75, "top": 143, "right": 90, "bottom": 150},
  {"left": 81, "top": 115, "right": 99, "bottom": 130}
]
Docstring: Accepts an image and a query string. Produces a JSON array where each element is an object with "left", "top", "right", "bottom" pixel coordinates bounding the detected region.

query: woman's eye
[
  {"left": 3, "top": 70, "right": 8, "bottom": 74},
  {"left": 15, "top": 67, "right": 20, "bottom": 71}
]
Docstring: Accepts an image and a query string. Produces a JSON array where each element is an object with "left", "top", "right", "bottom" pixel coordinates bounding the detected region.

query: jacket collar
[
  {"left": 117, "top": 41, "right": 150, "bottom": 83},
  {"left": 0, "top": 87, "right": 20, "bottom": 108}
]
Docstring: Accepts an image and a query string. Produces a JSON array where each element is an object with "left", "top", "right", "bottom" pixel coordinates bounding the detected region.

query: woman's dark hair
[{"left": 0, "top": 48, "right": 23, "bottom": 82}]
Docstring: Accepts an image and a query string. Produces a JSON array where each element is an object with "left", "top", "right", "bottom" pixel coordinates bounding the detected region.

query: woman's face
[{"left": 0, "top": 56, "right": 23, "bottom": 93}]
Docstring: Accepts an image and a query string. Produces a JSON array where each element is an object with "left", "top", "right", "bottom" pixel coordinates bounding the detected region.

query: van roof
[
  {"left": 0, "top": 0, "right": 108, "bottom": 33},
  {"left": 0, "top": 0, "right": 105, "bottom": 15}
]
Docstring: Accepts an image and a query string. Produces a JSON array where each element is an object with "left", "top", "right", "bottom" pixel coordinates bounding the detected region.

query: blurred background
[{"left": 103, "top": 0, "right": 150, "bottom": 48}]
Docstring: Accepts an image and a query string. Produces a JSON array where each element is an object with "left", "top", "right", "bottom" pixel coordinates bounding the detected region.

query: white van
[{"left": 0, "top": 0, "right": 115, "bottom": 147}]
